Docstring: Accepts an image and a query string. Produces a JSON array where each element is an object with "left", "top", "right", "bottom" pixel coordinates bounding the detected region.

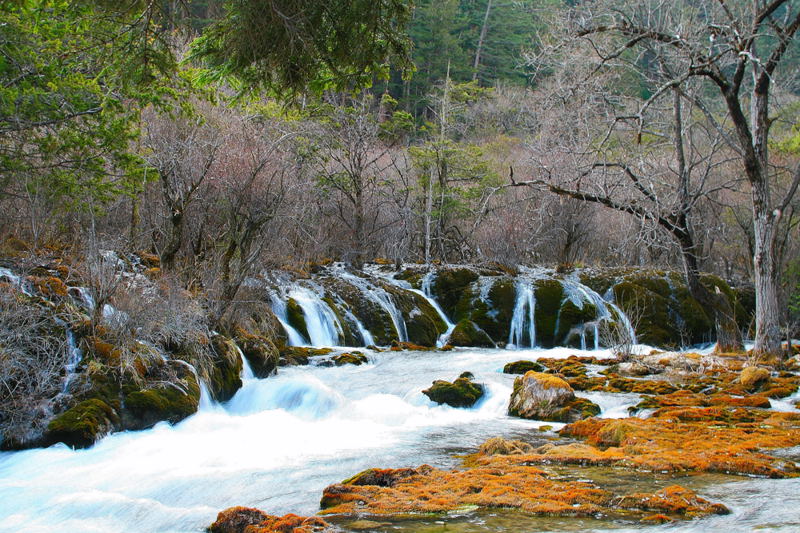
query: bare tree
[{"left": 532, "top": 0, "right": 800, "bottom": 355}]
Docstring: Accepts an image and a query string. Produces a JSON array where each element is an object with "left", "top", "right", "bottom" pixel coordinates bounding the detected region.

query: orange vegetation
[
  {"left": 209, "top": 507, "right": 334, "bottom": 533},
  {"left": 319, "top": 464, "right": 727, "bottom": 519}
]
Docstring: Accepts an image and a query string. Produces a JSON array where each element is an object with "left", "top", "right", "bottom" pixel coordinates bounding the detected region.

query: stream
[{"left": 0, "top": 346, "right": 798, "bottom": 532}]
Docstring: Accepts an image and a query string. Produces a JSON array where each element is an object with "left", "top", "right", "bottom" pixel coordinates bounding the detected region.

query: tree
[
  {"left": 530, "top": 0, "right": 800, "bottom": 355},
  {"left": 189, "top": 0, "right": 412, "bottom": 96}
]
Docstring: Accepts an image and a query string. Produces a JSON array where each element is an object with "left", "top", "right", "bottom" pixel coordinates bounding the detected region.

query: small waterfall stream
[
  {"left": 270, "top": 295, "right": 310, "bottom": 346},
  {"left": 287, "top": 287, "right": 343, "bottom": 347},
  {"left": 507, "top": 282, "right": 536, "bottom": 349}
]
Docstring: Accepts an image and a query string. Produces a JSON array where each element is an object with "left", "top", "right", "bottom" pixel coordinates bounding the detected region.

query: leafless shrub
[
  {"left": 599, "top": 297, "right": 644, "bottom": 361},
  {"left": 0, "top": 291, "right": 71, "bottom": 445}
]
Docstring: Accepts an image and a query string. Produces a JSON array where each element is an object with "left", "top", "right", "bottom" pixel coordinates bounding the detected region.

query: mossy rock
[
  {"left": 556, "top": 299, "right": 597, "bottom": 346},
  {"left": 448, "top": 319, "right": 495, "bottom": 348},
  {"left": 45, "top": 399, "right": 119, "bottom": 449},
  {"left": 322, "top": 296, "right": 356, "bottom": 346},
  {"left": 423, "top": 374, "right": 485, "bottom": 408},
  {"left": 322, "top": 278, "right": 399, "bottom": 345},
  {"left": 381, "top": 282, "right": 446, "bottom": 346},
  {"left": 430, "top": 268, "right": 479, "bottom": 319},
  {"left": 395, "top": 269, "right": 423, "bottom": 289},
  {"left": 534, "top": 279, "right": 564, "bottom": 348},
  {"left": 333, "top": 351, "right": 368, "bottom": 366},
  {"left": 503, "top": 360, "right": 545, "bottom": 374},
  {"left": 207, "top": 335, "right": 243, "bottom": 402},
  {"left": 468, "top": 278, "right": 516, "bottom": 343},
  {"left": 121, "top": 366, "right": 200, "bottom": 431},
  {"left": 236, "top": 334, "right": 279, "bottom": 378},
  {"left": 285, "top": 298, "right": 309, "bottom": 342},
  {"left": 613, "top": 281, "right": 678, "bottom": 348},
  {"left": 699, "top": 274, "right": 750, "bottom": 330},
  {"left": 279, "top": 346, "right": 333, "bottom": 366}
]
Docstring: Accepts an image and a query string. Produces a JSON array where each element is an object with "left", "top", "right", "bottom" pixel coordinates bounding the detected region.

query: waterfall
[
  {"left": 344, "top": 308, "right": 375, "bottom": 346},
  {"left": 338, "top": 271, "right": 408, "bottom": 343},
  {"left": 234, "top": 343, "right": 255, "bottom": 380},
  {"left": 287, "top": 287, "right": 343, "bottom": 347},
  {"left": 404, "top": 272, "right": 455, "bottom": 347},
  {"left": 61, "top": 329, "right": 83, "bottom": 393},
  {"left": 507, "top": 282, "right": 536, "bottom": 349},
  {"left": 270, "top": 295, "right": 309, "bottom": 346}
]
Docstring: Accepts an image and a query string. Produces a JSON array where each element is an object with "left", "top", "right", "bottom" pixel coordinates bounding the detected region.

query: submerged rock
[
  {"left": 423, "top": 372, "right": 485, "bottom": 408},
  {"left": 508, "top": 371, "right": 600, "bottom": 422},
  {"left": 503, "top": 360, "right": 545, "bottom": 374},
  {"left": 332, "top": 351, "right": 368, "bottom": 366}
]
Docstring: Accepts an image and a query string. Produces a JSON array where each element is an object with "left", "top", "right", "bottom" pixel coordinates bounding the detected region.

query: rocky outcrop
[
  {"left": 508, "top": 371, "right": 600, "bottom": 422},
  {"left": 448, "top": 319, "right": 495, "bottom": 347}
]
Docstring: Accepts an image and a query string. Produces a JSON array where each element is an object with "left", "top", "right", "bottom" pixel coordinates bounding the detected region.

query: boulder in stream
[
  {"left": 423, "top": 372, "right": 485, "bottom": 408},
  {"left": 508, "top": 371, "right": 600, "bottom": 422}
]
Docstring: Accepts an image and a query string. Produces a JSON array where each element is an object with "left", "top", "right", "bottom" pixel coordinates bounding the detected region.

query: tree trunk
[
  {"left": 752, "top": 202, "right": 783, "bottom": 356},
  {"left": 353, "top": 188, "right": 365, "bottom": 269},
  {"left": 161, "top": 209, "right": 183, "bottom": 270},
  {"left": 472, "top": 0, "right": 493, "bottom": 82}
]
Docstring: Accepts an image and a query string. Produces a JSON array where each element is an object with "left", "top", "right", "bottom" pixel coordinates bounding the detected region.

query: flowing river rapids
[{"left": 1, "top": 344, "right": 799, "bottom": 533}]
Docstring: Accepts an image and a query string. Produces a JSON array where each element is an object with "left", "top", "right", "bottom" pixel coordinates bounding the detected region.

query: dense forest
[{"left": 2, "top": 2, "right": 800, "bottom": 532}]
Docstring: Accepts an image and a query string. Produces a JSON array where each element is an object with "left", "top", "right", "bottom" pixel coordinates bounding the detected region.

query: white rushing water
[
  {"left": 0, "top": 345, "right": 795, "bottom": 533},
  {"left": 508, "top": 282, "right": 536, "bottom": 349},
  {"left": 286, "top": 287, "right": 343, "bottom": 347}
]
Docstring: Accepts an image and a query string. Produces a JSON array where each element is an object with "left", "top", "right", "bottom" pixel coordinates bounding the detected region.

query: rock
[
  {"left": 207, "top": 335, "right": 244, "bottom": 402},
  {"left": 209, "top": 507, "right": 335, "bottom": 533},
  {"left": 332, "top": 351, "right": 368, "bottom": 366},
  {"left": 45, "top": 399, "right": 119, "bottom": 449},
  {"left": 508, "top": 371, "right": 600, "bottom": 422},
  {"left": 279, "top": 346, "right": 333, "bottom": 366},
  {"left": 423, "top": 373, "right": 485, "bottom": 408},
  {"left": 448, "top": 319, "right": 495, "bottom": 348},
  {"left": 739, "top": 366, "right": 770, "bottom": 391},
  {"left": 236, "top": 334, "right": 279, "bottom": 378},
  {"left": 617, "top": 361, "right": 651, "bottom": 376},
  {"left": 121, "top": 365, "right": 200, "bottom": 430},
  {"left": 503, "top": 360, "right": 545, "bottom": 374}
]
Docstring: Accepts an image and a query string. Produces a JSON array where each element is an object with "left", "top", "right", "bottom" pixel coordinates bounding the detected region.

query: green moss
[
  {"left": 534, "top": 279, "right": 564, "bottom": 348},
  {"left": 548, "top": 397, "right": 601, "bottom": 423},
  {"left": 448, "top": 319, "right": 495, "bottom": 348},
  {"left": 470, "top": 278, "right": 515, "bottom": 342},
  {"left": 613, "top": 281, "right": 678, "bottom": 348},
  {"left": 237, "top": 335, "right": 279, "bottom": 377},
  {"left": 556, "top": 300, "right": 597, "bottom": 346},
  {"left": 46, "top": 399, "right": 119, "bottom": 449},
  {"left": 430, "top": 268, "right": 479, "bottom": 319},
  {"left": 395, "top": 269, "right": 423, "bottom": 289},
  {"left": 422, "top": 375, "right": 485, "bottom": 407},
  {"left": 286, "top": 298, "right": 309, "bottom": 341},
  {"left": 325, "top": 278, "right": 398, "bottom": 345},
  {"left": 208, "top": 335, "right": 243, "bottom": 402},
  {"left": 392, "top": 288, "right": 446, "bottom": 346},
  {"left": 333, "top": 351, "right": 368, "bottom": 366},
  {"left": 122, "top": 380, "right": 199, "bottom": 430},
  {"left": 503, "top": 360, "right": 545, "bottom": 374}
]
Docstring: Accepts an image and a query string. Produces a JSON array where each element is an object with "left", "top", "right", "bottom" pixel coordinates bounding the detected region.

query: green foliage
[
  {"left": 189, "top": 0, "right": 413, "bottom": 97},
  {"left": 0, "top": 1, "right": 188, "bottom": 210}
]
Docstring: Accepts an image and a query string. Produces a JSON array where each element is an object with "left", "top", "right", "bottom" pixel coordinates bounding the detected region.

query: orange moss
[
  {"left": 30, "top": 275, "right": 68, "bottom": 298},
  {"left": 558, "top": 410, "right": 800, "bottom": 478},
  {"left": 616, "top": 486, "right": 729, "bottom": 516},
  {"left": 208, "top": 507, "right": 332, "bottom": 533}
]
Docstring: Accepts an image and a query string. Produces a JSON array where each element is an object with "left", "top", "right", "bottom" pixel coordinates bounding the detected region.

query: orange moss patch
[
  {"left": 390, "top": 342, "right": 433, "bottom": 351},
  {"left": 319, "top": 464, "right": 725, "bottom": 520},
  {"left": 558, "top": 411, "right": 800, "bottom": 478},
  {"left": 208, "top": 507, "right": 333, "bottom": 533},
  {"left": 29, "top": 275, "right": 68, "bottom": 298},
  {"left": 616, "top": 485, "right": 728, "bottom": 517}
]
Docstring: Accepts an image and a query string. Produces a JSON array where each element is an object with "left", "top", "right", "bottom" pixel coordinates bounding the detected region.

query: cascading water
[
  {"left": 61, "top": 329, "right": 83, "bottom": 393},
  {"left": 338, "top": 271, "right": 408, "bottom": 343},
  {"left": 395, "top": 271, "right": 455, "bottom": 347},
  {"left": 0, "top": 267, "right": 31, "bottom": 295},
  {"left": 507, "top": 282, "right": 536, "bottom": 349},
  {"left": 270, "top": 295, "right": 309, "bottom": 346},
  {"left": 287, "top": 287, "right": 343, "bottom": 347}
]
